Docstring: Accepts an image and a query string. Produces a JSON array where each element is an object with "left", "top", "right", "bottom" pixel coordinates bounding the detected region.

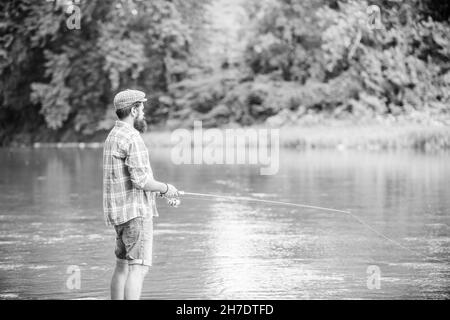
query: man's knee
[{"left": 129, "top": 264, "right": 149, "bottom": 277}]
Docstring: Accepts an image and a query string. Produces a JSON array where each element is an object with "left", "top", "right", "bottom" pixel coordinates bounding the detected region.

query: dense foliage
[
  {"left": 0, "top": 0, "right": 196, "bottom": 144},
  {"left": 0, "top": 0, "right": 449, "bottom": 145},
  {"left": 160, "top": 0, "right": 450, "bottom": 129}
]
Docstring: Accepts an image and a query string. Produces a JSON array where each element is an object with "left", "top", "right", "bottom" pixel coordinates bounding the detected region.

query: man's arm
[
  {"left": 125, "top": 136, "right": 178, "bottom": 196},
  {"left": 142, "top": 178, "right": 168, "bottom": 193}
]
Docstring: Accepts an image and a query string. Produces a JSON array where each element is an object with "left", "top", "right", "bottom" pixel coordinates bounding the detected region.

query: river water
[{"left": 0, "top": 147, "right": 449, "bottom": 299}]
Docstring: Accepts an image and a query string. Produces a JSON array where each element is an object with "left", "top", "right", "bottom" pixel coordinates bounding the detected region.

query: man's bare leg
[
  {"left": 124, "top": 264, "right": 149, "bottom": 300},
  {"left": 111, "top": 259, "right": 129, "bottom": 300}
]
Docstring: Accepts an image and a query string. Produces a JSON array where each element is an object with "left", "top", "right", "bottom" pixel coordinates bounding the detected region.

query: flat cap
[{"left": 113, "top": 89, "right": 147, "bottom": 110}]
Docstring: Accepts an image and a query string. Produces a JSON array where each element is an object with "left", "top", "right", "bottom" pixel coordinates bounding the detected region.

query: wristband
[{"left": 161, "top": 183, "right": 169, "bottom": 195}]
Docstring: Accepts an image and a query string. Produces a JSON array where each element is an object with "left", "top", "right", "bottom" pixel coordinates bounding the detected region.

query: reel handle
[{"left": 156, "top": 190, "right": 184, "bottom": 208}]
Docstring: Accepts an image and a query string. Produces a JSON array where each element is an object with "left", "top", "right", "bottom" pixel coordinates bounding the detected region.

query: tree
[{"left": 0, "top": 0, "right": 196, "bottom": 143}]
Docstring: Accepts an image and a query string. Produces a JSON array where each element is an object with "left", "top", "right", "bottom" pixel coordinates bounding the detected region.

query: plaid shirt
[{"left": 103, "top": 121, "right": 158, "bottom": 226}]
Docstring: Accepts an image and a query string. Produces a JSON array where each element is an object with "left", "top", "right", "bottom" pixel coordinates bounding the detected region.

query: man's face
[{"left": 133, "top": 103, "right": 147, "bottom": 133}]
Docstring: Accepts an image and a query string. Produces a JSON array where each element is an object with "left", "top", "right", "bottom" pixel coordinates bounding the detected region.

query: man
[{"left": 103, "top": 89, "right": 179, "bottom": 300}]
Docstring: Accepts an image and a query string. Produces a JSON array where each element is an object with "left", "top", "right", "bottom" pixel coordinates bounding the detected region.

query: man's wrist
[{"left": 161, "top": 182, "right": 169, "bottom": 194}]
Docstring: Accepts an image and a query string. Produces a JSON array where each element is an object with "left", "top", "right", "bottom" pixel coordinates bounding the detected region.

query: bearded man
[{"left": 103, "top": 89, "right": 178, "bottom": 300}]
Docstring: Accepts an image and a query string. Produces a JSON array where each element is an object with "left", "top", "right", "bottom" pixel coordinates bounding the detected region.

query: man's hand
[{"left": 163, "top": 183, "right": 178, "bottom": 198}]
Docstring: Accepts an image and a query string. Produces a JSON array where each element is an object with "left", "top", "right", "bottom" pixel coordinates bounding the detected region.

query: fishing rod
[{"left": 160, "top": 190, "right": 447, "bottom": 264}]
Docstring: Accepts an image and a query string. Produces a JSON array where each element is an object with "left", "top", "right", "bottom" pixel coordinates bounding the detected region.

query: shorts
[{"left": 114, "top": 216, "right": 153, "bottom": 266}]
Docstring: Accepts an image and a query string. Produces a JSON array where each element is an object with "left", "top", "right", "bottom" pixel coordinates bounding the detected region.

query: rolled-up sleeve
[{"left": 124, "top": 135, "right": 150, "bottom": 190}]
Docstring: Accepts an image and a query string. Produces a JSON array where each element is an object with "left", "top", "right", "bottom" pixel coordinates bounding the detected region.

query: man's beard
[{"left": 133, "top": 117, "right": 148, "bottom": 134}]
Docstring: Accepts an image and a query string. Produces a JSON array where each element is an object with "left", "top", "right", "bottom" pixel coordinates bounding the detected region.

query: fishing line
[
  {"left": 99, "top": 190, "right": 446, "bottom": 278},
  {"left": 178, "top": 191, "right": 448, "bottom": 264}
]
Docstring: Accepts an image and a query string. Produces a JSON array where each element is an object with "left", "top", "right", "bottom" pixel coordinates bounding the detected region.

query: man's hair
[{"left": 116, "top": 101, "right": 141, "bottom": 120}]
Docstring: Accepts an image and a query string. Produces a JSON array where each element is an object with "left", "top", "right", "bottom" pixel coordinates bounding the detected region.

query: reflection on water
[{"left": 0, "top": 148, "right": 449, "bottom": 299}]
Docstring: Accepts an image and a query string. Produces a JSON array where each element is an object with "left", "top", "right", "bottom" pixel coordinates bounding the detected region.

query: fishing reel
[{"left": 158, "top": 190, "right": 184, "bottom": 208}]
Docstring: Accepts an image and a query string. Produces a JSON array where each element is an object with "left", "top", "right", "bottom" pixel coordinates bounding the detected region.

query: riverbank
[
  {"left": 18, "top": 121, "right": 450, "bottom": 151},
  {"left": 142, "top": 123, "right": 450, "bottom": 151}
]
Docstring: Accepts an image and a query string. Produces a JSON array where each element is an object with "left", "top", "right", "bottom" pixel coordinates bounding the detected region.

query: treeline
[
  {"left": 0, "top": 0, "right": 206, "bottom": 145},
  {"left": 0, "top": 0, "right": 449, "bottom": 145},
  {"left": 167, "top": 0, "right": 450, "bottom": 129}
]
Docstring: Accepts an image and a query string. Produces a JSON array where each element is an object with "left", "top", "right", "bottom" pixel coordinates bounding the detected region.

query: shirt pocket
[{"left": 112, "top": 149, "right": 126, "bottom": 160}]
